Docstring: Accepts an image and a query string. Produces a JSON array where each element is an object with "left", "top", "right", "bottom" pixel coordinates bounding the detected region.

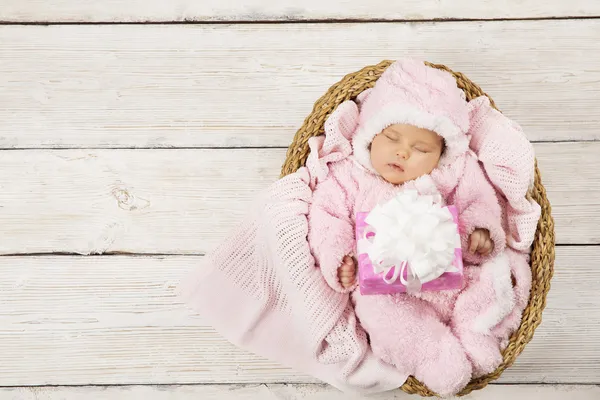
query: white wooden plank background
[
  {"left": 2, "top": 1, "right": 599, "bottom": 397},
  {"left": 1, "top": 20, "right": 600, "bottom": 149},
  {"left": 0, "top": 247, "right": 598, "bottom": 386},
  {"left": 2, "top": 0, "right": 600, "bottom": 22},
  {"left": 1, "top": 384, "right": 599, "bottom": 400},
  {"left": 0, "top": 143, "right": 597, "bottom": 256}
]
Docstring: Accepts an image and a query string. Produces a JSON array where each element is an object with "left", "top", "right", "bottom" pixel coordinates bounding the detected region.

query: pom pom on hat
[{"left": 352, "top": 59, "right": 471, "bottom": 171}]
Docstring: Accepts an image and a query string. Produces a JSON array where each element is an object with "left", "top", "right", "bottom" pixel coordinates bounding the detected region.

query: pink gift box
[{"left": 356, "top": 206, "right": 464, "bottom": 295}]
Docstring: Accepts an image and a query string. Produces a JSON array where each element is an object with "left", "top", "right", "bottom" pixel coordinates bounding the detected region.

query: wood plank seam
[
  {"left": 2, "top": 16, "right": 600, "bottom": 25},
  {"left": 3, "top": 0, "right": 600, "bottom": 23},
  {"left": 0, "top": 242, "right": 598, "bottom": 259},
  {"left": 1, "top": 138, "right": 598, "bottom": 151},
  {"left": 1, "top": 384, "right": 599, "bottom": 400}
]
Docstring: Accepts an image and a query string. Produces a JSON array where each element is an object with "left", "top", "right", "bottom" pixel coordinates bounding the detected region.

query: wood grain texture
[
  {"left": 1, "top": 384, "right": 599, "bottom": 400},
  {"left": 1, "top": 21, "right": 599, "bottom": 149},
  {"left": 0, "top": 142, "right": 597, "bottom": 256},
  {"left": 0, "top": 148, "right": 283, "bottom": 255},
  {"left": 1, "top": 0, "right": 600, "bottom": 22},
  {"left": 0, "top": 247, "right": 598, "bottom": 386}
]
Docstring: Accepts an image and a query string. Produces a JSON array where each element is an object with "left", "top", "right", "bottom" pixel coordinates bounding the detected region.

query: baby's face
[{"left": 370, "top": 124, "right": 443, "bottom": 185}]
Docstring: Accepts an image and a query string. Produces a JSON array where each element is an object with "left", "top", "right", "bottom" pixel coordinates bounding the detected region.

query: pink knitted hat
[{"left": 352, "top": 59, "right": 471, "bottom": 171}]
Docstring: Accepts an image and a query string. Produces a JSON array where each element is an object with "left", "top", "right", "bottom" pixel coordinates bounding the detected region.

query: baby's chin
[{"left": 378, "top": 169, "right": 409, "bottom": 185}]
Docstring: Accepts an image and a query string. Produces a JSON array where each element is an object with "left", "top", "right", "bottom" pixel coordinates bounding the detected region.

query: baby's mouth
[{"left": 389, "top": 163, "right": 405, "bottom": 172}]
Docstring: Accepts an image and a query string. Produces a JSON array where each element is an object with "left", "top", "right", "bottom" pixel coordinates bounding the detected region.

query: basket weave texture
[{"left": 280, "top": 60, "right": 556, "bottom": 397}]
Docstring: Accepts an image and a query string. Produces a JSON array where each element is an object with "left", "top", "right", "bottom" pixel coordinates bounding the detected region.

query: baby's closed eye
[
  {"left": 414, "top": 145, "right": 431, "bottom": 153},
  {"left": 383, "top": 132, "right": 399, "bottom": 141}
]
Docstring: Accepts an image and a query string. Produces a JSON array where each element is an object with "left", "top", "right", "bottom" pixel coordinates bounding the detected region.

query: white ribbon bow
[{"left": 359, "top": 190, "right": 460, "bottom": 290}]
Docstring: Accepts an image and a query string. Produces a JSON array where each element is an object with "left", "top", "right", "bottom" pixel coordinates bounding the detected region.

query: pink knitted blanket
[{"left": 178, "top": 103, "right": 409, "bottom": 393}]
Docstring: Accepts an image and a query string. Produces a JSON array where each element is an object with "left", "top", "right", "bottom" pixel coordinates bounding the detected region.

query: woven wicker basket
[{"left": 281, "top": 60, "right": 556, "bottom": 397}]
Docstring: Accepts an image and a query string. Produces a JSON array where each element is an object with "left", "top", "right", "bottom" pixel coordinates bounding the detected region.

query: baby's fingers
[
  {"left": 343, "top": 255, "right": 355, "bottom": 267},
  {"left": 468, "top": 234, "right": 477, "bottom": 254},
  {"left": 475, "top": 237, "right": 492, "bottom": 256},
  {"left": 339, "top": 257, "right": 356, "bottom": 288},
  {"left": 483, "top": 239, "right": 495, "bottom": 256},
  {"left": 340, "top": 275, "right": 356, "bottom": 288},
  {"left": 469, "top": 232, "right": 481, "bottom": 254}
]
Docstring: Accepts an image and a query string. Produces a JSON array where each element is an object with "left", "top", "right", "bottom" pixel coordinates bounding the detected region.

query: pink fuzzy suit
[{"left": 307, "top": 60, "right": 534, "bottom": 396}]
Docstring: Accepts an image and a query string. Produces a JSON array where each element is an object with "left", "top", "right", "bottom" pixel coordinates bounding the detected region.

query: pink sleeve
[
  {"left": 451, "top": 156, "right": 506, "bottom": 265},
  {"left": 308, "top": 165, "right": 357, "bottom": 293}
]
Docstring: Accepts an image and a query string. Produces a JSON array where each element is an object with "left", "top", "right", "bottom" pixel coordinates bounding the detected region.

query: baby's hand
[
  {"left": 338, "top": 255, "right": 357, "bottom": 289},
  {"left": 469, "top": 228, "right": 494, "bottom": 256}
]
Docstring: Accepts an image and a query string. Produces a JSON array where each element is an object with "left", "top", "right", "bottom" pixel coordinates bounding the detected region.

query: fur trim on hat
[
  {"left": 351, "top": 59, "right": 471, "bottom": 173},
  {"left": 352, "top": 103, "right": 469, "bottom": 172}
]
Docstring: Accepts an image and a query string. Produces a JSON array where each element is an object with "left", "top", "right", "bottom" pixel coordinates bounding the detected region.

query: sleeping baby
[{"left": 307, "top": 59, "right": 511, "bottom": 396}]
